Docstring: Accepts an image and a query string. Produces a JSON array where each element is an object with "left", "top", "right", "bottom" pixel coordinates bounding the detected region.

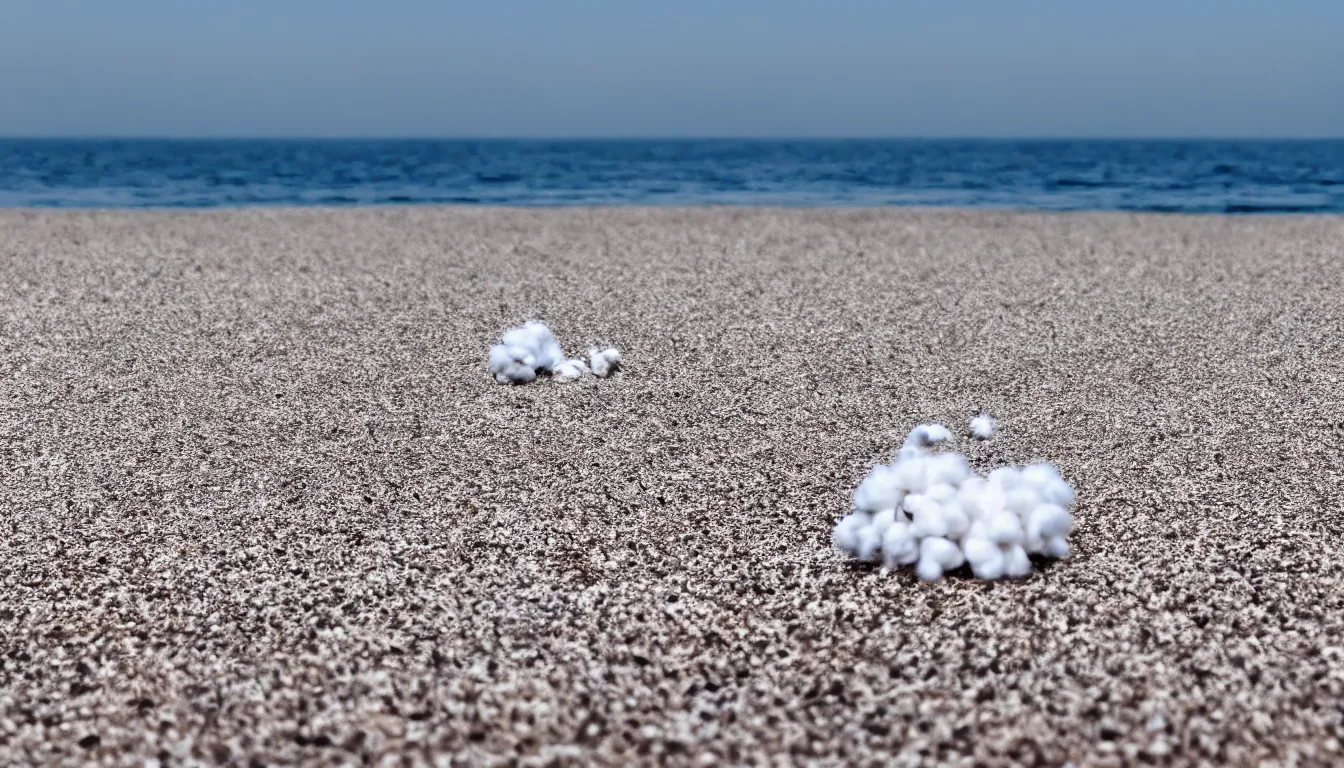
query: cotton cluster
[
  {"left": 488, "top": 322, "right": 620, "bottom": 385},
  {"left": 970, "top": 414, "right": 995, "bottom": 440},
  {"left": 834, "top": 424, "right": 1075, "bottom": 581}
]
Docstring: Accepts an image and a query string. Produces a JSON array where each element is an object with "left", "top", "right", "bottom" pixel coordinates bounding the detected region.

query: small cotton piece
[
  {"left": 904, "top": 423, "right": 953, "bottom": 449},
  {"left": 940, "top": 502, "right": 971, "bottom": 539},
  {"left": 856, "top": 522, "right": 885, "bottom": 562},
  {"left": 489, "top": 344, "right": 538, "bottom": 385},
  {"left": 553, "top": 358, "right": 589, "bottom": 382},
  {"left": 971, "top": 414, "right": 995, "bottom": 440},
  {"left": 500, "top": 321, "right": 566, "bottom": 373},
  {"left": 987, "top": 467, "right": 1022, "bottom": 491},
  {"left": 882, "top": 523, "right": 920, "bottom": 568},
  {"left": 853, "top": 464, "right": 904, "bottom": 513},
  {"left": 909, "top": 499, "right": 951, "bottom": 539},
  {"left": 832, "top": 512, "right": 870, "bottom": 555},
  {"left": 589, "top": 347, "right": 622, "bottom": 378},
  {"left": 1003, "top": 545, "right": 1032, "bottom": 578},
  {"left": 916, "top": 536, "right": 965, "bottom": 581},
  {"left": 927, "top": 454, "right": 972, "bottom": 488},
  {"left": 833, "top": 421, "right": 1076, "bottom": 581},
  {"left": 1025, "top": 503, "right": 1073, "bottom": 556},
  {"left": 962, "top": 536, "right": 1006, "bottom": 580}
]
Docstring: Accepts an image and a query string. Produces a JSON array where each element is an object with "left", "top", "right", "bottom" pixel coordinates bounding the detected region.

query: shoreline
[{"left": 4, "top": 202, "right": 1344, "bottom": 215}]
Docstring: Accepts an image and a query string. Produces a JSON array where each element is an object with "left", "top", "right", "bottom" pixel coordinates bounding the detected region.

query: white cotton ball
[
  {"left": 910, "top": 500, "right": 950, "bottom": 539},
  {"left": 589, "top": 347, "right": 622, "bottom": 378},
  {"left": 1006, "top": 487, "right": 1042, "bottom": 518},
  {"left": 1022, "top": 464, "right": 1076, "bottom": 508},
  {"left": 552, "top": 358, "right": 589, "bottom": 382},
  {"left": 956, "top": 478, "right": 987, "bottom": 518},
  {"left": 1021, "top": 463, "right": 1061, "bottom": 488},
  {"left": 1027, "top": 503, "right": 1072, "bottom": 540},
  {"left": 832, "top": 512, "right": 870, "bottom": 554},
  {"left": 882, "top": 522, "right": 920, "bottom": 568},
  {"left": 901, "top": 493, "right": 922, "bottom": 516},
  {"left": 1004, "top": 545, "right": 1032, "bottom": 578},
  {"left": 970, "top": 414, "right": 995, "bottom": 440},
  {"left": 536, "top": 341, "right": 566, "bottom": 372},
  {"left": 853, "top": 465, "right": 905, "bottom": 514},
  {"left": 857, "top": 522, "right": 886, "bottom": 561},
  {"left": 489, "top": 344, "right": 538, "bottom": 385},
  {"left": 492, "top": 343, "right": 535, "bottom": 370},
  {"left": 977, "top": 485, "right": 1008, "bottom": 517},
  {"left": 923, "top": 424, "right": 953, "bottom": 444},
  {"left": 917, "top": 536, "right": 965, "bottom": 581},
  {"left": 915, "top": 555, "right": 945, "bottom": 582},
  {"left": 926, "top": 454, "right": 972, "bottom": 488},
  {"left": 941, "top": 502, "right": 971, "bottom": 540},
  {"left": 893, "top": 457, "right": 929, "bottom": 493},
  {"left": 929, "top": 537, "right": 966, "bottom": 569},
  {"left": 925, "top": 483, "right": 957, "bottom": 504},
  {"left": 1044, "top": 536, "right": 1071, "bottom": 559},
  {"left": 500, "top": 321, "right": 566, "bottom": 372},
  {"left": 1041, "top": 477, "right": 1076, "bottom": 509},
  {"left": 987, "top": 467, "right": 1022, "bottom": 491},
  {"left": 1037, "top": 535, "right": 1069, "bottom": 559},
  {"left": 1026, "top": 504, "right": 1073, "bottom": 558},
  {"left": 983, "top": 511, "right": 1024, "bottom": 546},
  {"left": 904, "top": 423, "right": 953, "bottom": 449},
  {"left": 500, "top": 323, "right": 539, "bottom": 349},
  {"left": 871, "top": 507, "right": 899, "bottom": 532},
  {"left": 894, "top": 445, "right": 925, "bottom": 463},
  {"left": 971, "top": 552, "right": 1007, "bottom": 580},
  {"left": 961, "top": 535, "right": 996, "bottom": 565},
  {"left": 962, "top": 537, "right": 1006, "bottom": 580}
]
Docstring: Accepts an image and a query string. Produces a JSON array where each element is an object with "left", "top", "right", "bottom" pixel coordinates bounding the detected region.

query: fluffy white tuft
[
  {"left": 501, "top": 322, "right": 566, "bottom": 372},
  {"left": 882, "top": 523, "right": 920, "bottom": 569},
  {"left": 489, "top": 344, "right": 539, "bottom": 385},
  {"left": 554, "top": 358, "right": 590, "bottom": 382},
  {"left": 970, "top": 414, "right": 996, "bottom": 439},
  {"left": 589, "top": 347, "right": 623, "bottom": 378},
  {"left": 833, "top": 421, "right": 1076, "bottom": 581},
  {"left": 832, "top": 512, "right": 870, "bottom": 555},
  {"left": 904, "top": 423, "right": 953, "bottom": 449}
]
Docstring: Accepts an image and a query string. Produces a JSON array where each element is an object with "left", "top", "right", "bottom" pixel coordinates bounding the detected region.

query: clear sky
[{"left": 2, "top": 0, "right": 1341, "bottom": 138}]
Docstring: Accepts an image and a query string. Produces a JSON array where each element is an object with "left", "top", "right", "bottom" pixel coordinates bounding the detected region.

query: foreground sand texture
[{"left": 3, "top": 208, "right": 1343, "bottom": 766}]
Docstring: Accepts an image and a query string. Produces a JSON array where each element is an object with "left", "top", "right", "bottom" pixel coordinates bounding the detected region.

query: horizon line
[{"left": 2, "top": 135, "right": 1343, "bottom": 142}]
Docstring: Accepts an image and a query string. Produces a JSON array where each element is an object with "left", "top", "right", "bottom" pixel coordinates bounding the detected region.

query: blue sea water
[{"left": 1, "top": 139, "right": 1341, "bottom": 212}]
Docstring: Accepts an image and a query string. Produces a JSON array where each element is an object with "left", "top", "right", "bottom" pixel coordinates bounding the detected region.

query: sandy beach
[{"left": 2, "top": 207, "right": 1343, "bottom": 766}]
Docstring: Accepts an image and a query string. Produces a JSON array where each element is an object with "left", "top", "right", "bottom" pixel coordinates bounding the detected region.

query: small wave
[
  {"left": 1223, "top": 203, "right": 1331, "bottom": 214},
  {"left": 1050, "top": 178, "right": 1113, "bottom": 188},
  {"left": 476, "top": 172, "right": 523, "bottom": 184}
]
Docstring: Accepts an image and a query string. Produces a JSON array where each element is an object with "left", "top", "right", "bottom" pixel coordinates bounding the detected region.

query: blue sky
[{"left": 2, "top": 0, "right": 1341, "bottom": 137}]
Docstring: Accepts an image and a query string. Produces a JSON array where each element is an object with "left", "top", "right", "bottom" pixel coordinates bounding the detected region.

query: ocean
[{"left": 1, "top": 139, "right": 1341, "bottom": 212}]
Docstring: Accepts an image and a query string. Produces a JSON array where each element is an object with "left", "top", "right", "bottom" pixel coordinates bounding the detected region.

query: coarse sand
[{"left": 2, "top": 208, "right": 1343, "bottom": 766}]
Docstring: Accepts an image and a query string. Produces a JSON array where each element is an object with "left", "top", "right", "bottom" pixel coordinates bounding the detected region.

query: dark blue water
[{"left": 2, "top": 139, "right": 1342, "bottom": 212}]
